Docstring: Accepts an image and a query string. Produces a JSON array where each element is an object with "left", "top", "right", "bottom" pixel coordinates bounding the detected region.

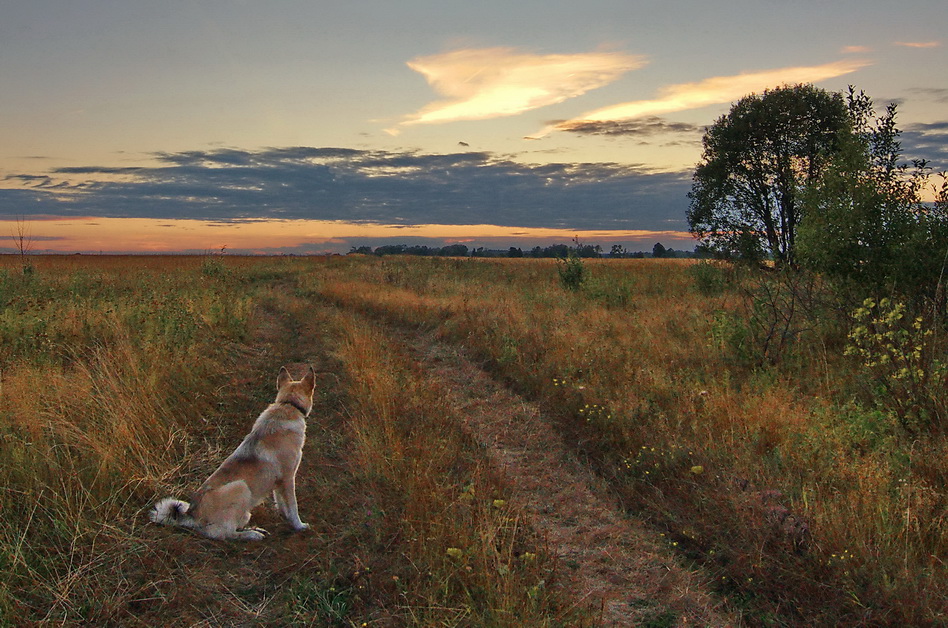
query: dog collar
[{"left": 281, "top": 398, "right": 309, "bottom": 416}]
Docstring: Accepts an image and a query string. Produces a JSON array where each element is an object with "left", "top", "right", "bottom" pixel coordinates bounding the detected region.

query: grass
[
  {"left": 0, "top": 254, "right": 581, "bottom": 625},
  {"left": 1, "top": 253, "right": 945, "bottom": 625},
  {"left": 314, "top": 255, "right": 948, "bottom": 625}
]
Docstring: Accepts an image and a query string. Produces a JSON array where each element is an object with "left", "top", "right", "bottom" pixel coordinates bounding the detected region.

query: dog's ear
[
  {"left": 277, "top": 366, "right": 292, "bottom": 390},
  {"left": 302, "top": 366, "right": 316, "bottom": 393}
]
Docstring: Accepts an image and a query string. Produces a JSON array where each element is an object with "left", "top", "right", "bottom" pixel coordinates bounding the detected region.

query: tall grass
[
  {"left": 0, "top": 255, "right": 580, "bottom": 625},
  {"left": 314, "top": 255, "right": 948, "bottom": 625},
  {"left": 4, "top": 253, "right": 945, "bottom": 624},
  {"left": 0, "top": 255, "right": 255, "bottom": 622},
  {"left": 330, "top": 311, "right": 581, "bottom": 625}
]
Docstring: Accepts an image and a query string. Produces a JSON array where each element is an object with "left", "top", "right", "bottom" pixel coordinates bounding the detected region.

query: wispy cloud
[
  {"left": 841, "top": 45, "right": 871, "bottom": 54},
  {"left": 895, "top": 41, "right": 941, "bottom": 49},
  {"left": 532, "top": 58, "right": 871, "bottom": 138},
  {"left": 908, "top": 87, "right": 948, "bottom": 103},
  {"left": 390, "top": 47, "right": 646, "bottom": 132},
  {"left": 556, "top": 115, "right": 702, "bottom": 140}
]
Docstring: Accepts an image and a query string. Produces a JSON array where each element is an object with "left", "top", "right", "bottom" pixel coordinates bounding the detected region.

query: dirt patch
[{"left": 404, "top": 332, "right": 738, "bottom": 627}]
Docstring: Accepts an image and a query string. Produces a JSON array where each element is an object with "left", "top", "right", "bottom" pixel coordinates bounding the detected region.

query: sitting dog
[{"left": 150, "top": 366, "right": 316, "bottom": 540}]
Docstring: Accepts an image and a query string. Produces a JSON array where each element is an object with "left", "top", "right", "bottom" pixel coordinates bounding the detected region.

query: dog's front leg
[
  {"left": 273, "top": 487, "right": 287, "bottom": 514},
  {"left": 275, "top": 476, "right": 309, "bottom": 531}
]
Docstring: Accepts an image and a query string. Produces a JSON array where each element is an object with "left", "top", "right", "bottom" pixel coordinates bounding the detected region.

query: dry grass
[
  {"left": 0, "top": 254, "right": 579, "bottom": 625},
  {"left": 0, "top": 255, "right": 257, "bottom": 622},
  {"left": 3, "top": 253, "right": 945, "bottom": 625},
  {"left": 315, "top": 255, "right": 948, "bottom": 625},
  {"left": 331, "top": 312, "right": 582, "bottom": 625}
]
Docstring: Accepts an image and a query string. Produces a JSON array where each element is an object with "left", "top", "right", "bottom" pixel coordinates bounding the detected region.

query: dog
[{"left": 150, "top": 365, "right": 316, "bottom": 540}]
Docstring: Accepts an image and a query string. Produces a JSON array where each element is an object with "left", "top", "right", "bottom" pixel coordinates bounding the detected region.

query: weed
[
  {"left": 5, "top": 255, "right": 946, "bottom": 626},
  {"left": 285, "top": 577, "right": 354, "bottom": 626},
  {"left": 308, "top": 256, "right": 948, "bottom": 625},
  {"left": 708, "top": 309, "right": 749, "bottom": 362},
  {"left": 556, "top": 253, "right": 587, "bottom": 291}
]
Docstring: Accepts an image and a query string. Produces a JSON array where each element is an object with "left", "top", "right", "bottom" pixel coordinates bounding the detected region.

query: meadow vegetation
[
  {"left": 0, "top": 253, "right": 945, "bottom": 625},
  {"left": 0, "top": 254, "right": 578, "bottom": 626}
]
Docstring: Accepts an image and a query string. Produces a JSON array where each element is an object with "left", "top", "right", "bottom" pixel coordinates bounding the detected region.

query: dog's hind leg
[{"left": 199, "top": 481, "right": 267, "bottom": 540}]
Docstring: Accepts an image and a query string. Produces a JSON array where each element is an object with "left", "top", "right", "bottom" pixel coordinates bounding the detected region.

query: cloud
[
  {"left": 0, "top": 234, "right": 64, "bottom": 243},
  {"left": 908, "top": 87, "right": 948, "bottom": 103},
  {"left": 895, "top": 41, "right": 941, "bottom": 49},
  {"left": 841, "top": 45, "right": 871, "bottom": 54},
  {"left": 903, "top": 120, "right": 948, "bottom": 168},
  {"left": 556, "top": 115, "right": 703, "bottom": 139},
  {"left": 4, "top": 174, "right": 54, "bottom": 187},
  {"left": 533, "top": 58, "right": 871, "bottom": 137},
  {"left": 0, "top": 147, "right": 693, "bottom": 232},
  {"left": 392, "top": 47, "right": 646, "bottom": 131},
  {"left": 55, "top": 166, "right": 145, "bottom": 174}
]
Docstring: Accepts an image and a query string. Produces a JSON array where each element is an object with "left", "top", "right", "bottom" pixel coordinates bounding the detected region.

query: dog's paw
[
  {"left": 291, "top": 521, "right": 311, "bottom": 532},
  {"left": 242, "top": 527, "right": 268, "bottom": 541}
]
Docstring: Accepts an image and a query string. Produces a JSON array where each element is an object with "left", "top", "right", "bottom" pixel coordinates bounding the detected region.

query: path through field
[
  {"left": 393, "top": 328, "right": 734, "bottom": 627},
  {"left": 139, "top": 285, "right": 735, "bottom": 626}
]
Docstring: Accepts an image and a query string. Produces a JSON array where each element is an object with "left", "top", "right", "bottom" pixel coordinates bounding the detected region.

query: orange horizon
[{"left": 0, "top": 216, "right": 695, "bottom": 254}]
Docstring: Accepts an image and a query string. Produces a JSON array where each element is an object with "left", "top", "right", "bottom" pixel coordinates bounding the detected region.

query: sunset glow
[
  {"left": 1, "top": 216, "right": 693, "bottom": 255},
  {"left": 1, "top": 2, "right": 944, "bottom": 254}
]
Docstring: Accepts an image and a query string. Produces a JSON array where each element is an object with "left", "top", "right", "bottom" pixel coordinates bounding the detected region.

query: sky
[{"left": 1, "top": 0, "right": 946, "bottom": 255}]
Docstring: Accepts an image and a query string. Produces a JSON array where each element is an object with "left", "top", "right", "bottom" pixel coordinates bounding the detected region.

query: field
[{"left": 0, "top": 254, "right": 945, "bottom": 626}]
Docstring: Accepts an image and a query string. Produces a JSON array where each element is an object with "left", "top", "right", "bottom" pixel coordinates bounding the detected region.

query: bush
[
  {"left": 556, "top": 254, "right": 587, "bottom": 291},
  {"left": 689, "top": 261, "right": 731, "bottom": 296},
  {"left": 846, "top": 298, "right": 947, "bottom": 431}
]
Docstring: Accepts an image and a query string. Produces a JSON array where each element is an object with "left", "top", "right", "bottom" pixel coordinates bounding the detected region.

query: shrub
[
  {"left": 688, "top": 261, "right": 730, "bottom": 296},
  {"left": 846, "top": 297, "right": 947, "bottom": 430},
  {"left": 556, "top": 254, "right": 587, "bottom": 291}
]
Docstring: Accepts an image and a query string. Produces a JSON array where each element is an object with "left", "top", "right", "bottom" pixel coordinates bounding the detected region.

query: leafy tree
[
  {"left": 652, "top": 242, "right": 667, "bottom": 258},
  {"left": 545, "top": 244, "right": 570, "bottom": 259},
  {"left": 439, "top": 243, "right": 470, "bottom": 257},
  {"left": 798, "top": 89, "right": 948, "bottom": 305},
  {"left": 374, "top": 244, "right": 407, "bottom": 256},
  {"left": 688, "top": 84, "right": 850, "bottom": 265}
]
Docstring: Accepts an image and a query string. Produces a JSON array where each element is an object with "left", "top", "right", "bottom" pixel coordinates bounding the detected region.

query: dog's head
[{"left": 275, "top": 366, "right": 317, "bottom": 416}]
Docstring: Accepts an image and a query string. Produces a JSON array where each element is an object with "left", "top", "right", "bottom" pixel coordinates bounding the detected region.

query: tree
[
  {"left": 798, "top": 88, "right": 948, "bottom": 304},
  {"left": 652, "top": 242, "right": 667, "bottom": 258},
  {"left": 688, "top": 84, "right": 850, "bottom": 266},
  {"left": 439, "top": 243, "right": 469, "bottom": 257},
  {"left": 12, "top": 215, "right": 34, "bottom": 274}
]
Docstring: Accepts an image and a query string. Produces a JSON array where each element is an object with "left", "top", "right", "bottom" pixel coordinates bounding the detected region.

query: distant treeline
[{"left": 348, "top": 242, "right": 707, "bottom": 259}]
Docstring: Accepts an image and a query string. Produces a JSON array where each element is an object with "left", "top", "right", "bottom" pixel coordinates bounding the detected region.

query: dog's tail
[{"left": 150, "top": 498, "right": 198, "bottom": 529}]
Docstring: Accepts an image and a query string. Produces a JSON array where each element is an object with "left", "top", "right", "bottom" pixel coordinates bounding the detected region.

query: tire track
[{"left": 396, "top": 328, "right": 738, "bottom": 627}]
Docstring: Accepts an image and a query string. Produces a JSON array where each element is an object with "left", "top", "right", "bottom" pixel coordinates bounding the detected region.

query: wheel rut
[{"left": 393, "top": 328, "right": 737, "bottom": 627}]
